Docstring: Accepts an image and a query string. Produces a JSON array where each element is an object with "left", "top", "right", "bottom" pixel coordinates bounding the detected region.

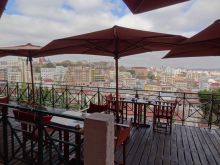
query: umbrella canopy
[
  {"left": 0, "top": 43, "right": 41, "bottom": 57},
  {"left": 0, "top": 0, "right": 8, "bottom": 17},
  {"left": 37, "top": 25, "right": 186, "bottom": 122},
  {"left": 122, "top": 0, "right": 189, "bottom": 14},
  {"left": 0, "top": 43, "right": 42, "bottom": 104},
  {"left": 37, "top": 25, "right": 186, "bottom": 58},
  {"left": 163, "top": 19, "right": 220, "bottom": 58}
]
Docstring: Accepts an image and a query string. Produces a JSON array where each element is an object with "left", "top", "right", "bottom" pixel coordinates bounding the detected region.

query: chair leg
[
  {"left": 153, "top": 117, "right": 155, "bottom": 131},
  {"left": 121, "top": 112, "right": 124, "bottom": 124},
  {"left": 123, "top": 142, "right": 126, "bottom": 165},
  {"left": 170, "top": 119, "right": 172, "bottom": 134}
]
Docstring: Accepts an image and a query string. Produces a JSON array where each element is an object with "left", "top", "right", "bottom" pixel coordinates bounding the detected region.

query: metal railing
[
  {"left": 0, "top": 81, "right": 220, "bottom": 128},
  {"left": 0, "top": 103, "right": 84, "bottom": 165}
]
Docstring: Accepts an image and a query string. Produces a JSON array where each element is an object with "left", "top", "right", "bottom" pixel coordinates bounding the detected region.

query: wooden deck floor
[
  {"left": 117, "top": 124, "right": 220, "bottom": 165},
  {"left": 1, "top": 122, "right": 220, "bottom": 165}
]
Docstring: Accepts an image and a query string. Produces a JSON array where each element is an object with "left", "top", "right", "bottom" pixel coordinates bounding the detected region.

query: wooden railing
[
  {"left": 0, "top": 81, "right": 220, "bottom": 128},
  {"left": 0, "top": 103, "right": 84, "bottom": 165}
]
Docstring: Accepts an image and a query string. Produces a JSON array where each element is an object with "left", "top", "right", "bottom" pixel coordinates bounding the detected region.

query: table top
[
  {"left": 121, "top": 98, "right": 157, "bottom": 104},
  {"left": 51, "top": 111, "right": 89, "bottom": 129}
]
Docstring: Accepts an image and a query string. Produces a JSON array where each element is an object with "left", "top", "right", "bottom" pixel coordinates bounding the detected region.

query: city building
[
  {"left": 121, "top": 78, "right": 137, "bottom": 89},
  {"left": 131, "top": 67, "right": 147, "bottom": 80},
  {"left": 41, "top": 66, "right": 68, "bottom": 83}
]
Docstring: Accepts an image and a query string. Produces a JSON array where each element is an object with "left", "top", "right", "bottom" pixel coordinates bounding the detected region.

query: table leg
[
  {"left": 59, "top": 130, "right": 62, "bottom": 151},
  {"left": 64, "top": 130, "right": 69, "bottom": 161},
  {"left": 125, "top": 102, "right": 128, "bottom": 120},
  {"left": 138, "top": 104, "right": 141, "bottom": 125},
  {"left": 144, "top": 104, "right": 146, "bottom": 125},
  {"left": 133, "top": 102, "right": 137, "bottom": 125},
  {"left": 144, "top": 104, "right": 150, "bottom": 128},
  {"left": 75, "top": 131, "right": 81, "bottom": 164}
]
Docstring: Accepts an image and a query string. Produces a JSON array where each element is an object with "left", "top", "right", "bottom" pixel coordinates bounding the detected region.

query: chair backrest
[
  {"left": 0, "top": 96, "right": 9, "bottom": 103},
  {"left": 106, "top": 93, "right": 113, "bottom": 101},
  {"left": 13, "top": 110, "right": 52, "bottom": 124},
  {"left": 13, "top": 109, "right": 52, "bottom": 140},
  {"left": 0, "top": 96, "right": 9, "bottom": 113},
  {"left": 106, "top": 94, "right": 124, "bottom": 113},
  {"left": 106, "top": 94, "right": 113, "bottom": 107},
  {"left": 87, "top": 102, "right": 108, "bottom": 113},
  {"left": 154, "top": 100, "right": 177, "bottom": 117}
]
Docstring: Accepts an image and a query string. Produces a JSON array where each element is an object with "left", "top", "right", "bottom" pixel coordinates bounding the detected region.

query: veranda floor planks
[{"left": 1, "top": 121, "right": 220, "bottom": 165}]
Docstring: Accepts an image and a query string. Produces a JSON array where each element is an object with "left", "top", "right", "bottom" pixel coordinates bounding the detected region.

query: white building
[
  {"left": 54, "top": 66, "right": 68, "bottom": 82},
  {"left": 109, "top": 71, "right": 132, "bottom": 81},
  {"left": 41, "top": 68, "right": 55, "bottom": 80},
  {"left": 0, "top": 58, "right": 30, "bottom": 82},
  {"left": 7, "top": 67, "right": 22, "bottom": 82},
  {"left": 121, "top": 78, "right": 137, "bottom": 89},
  {"left": 41, "top": 66, "right": 67, "bottom": 82}
]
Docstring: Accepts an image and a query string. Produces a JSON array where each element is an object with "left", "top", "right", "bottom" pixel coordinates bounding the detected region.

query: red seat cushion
[
  {"left": 87, "top": 102, "right": 107, "bottom": 113},
  {"left": 13, "top": 109, "right": 52, "bottom": 124}
]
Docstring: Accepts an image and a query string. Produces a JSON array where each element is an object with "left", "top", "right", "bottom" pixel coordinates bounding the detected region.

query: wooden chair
[
  {"left": 106, "top": 94, "right": 124, "bottom": 122},
  {"left": 114, "top": 122, "right": 132, "bottom": 165},
  {"left": 153, "top": 100, "right": 177, "bottom": 134},
  {"left": 114, "top": 120, "right": 132, "bottom": 165},
  {"left": 13, "top": 110, "right": 53, "bottom": 160}
]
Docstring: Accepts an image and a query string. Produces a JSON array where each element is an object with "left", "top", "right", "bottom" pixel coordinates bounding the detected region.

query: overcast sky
[{"left": 0, "top": 0, "right": 220, "bottom": 69}]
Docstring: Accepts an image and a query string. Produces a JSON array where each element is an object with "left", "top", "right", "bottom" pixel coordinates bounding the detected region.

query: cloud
[{"left": 0, "top": 0, "right": 220, "bottom": 69}]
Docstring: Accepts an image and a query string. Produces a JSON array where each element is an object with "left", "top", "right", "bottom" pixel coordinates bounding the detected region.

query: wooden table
[
  {"left": 122, "top": 98, "right": 156, "bottom": 127},
  {"left": 50, "top": 111, "right": 88, "bottom": 163}
]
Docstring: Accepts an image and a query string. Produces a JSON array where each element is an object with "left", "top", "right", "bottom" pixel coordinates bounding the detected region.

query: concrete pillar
[{"left": 84, "top": 113, "right": 114, "bottom": 165}]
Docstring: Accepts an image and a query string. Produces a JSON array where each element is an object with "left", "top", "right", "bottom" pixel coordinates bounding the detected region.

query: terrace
[{"left": 1, "top": 81, "right": 220, "bottom": 165}]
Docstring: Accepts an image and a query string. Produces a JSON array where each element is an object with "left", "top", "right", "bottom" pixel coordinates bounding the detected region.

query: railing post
[
  {"left": 135, "top": 90, "right": 139, "bottom": 99},
  {"left": 98, "top": 87, "right": 100, "bottom": 105},
  {"left": 65, "top": 85, "right": 69, "bottom": 109},
  {"left": 37, "top": 111, "right": 44, "bottom": 165},
  {"left": 27, "top": 83, "right": 30, "bottom": 102},
  {"left": 16, "top": 82, "right": 19, "bottom": 102},
  {"left": 209, "top": 93, "right": 214, "bottom": 129},
  {"left": 39, "top": 84, "right": 42, "bottom": 105},
  {"left": 80, "top": 86, "right": 83, "bottom": 110},
  {"left": 75, "top": 129, "right": 82, "bottom": 165},
  {"left": 84, "top": 113, "right": 114, "bottom": 165},
  {"left": 182, "top": 93, "right": 186, "bottom": 126},
  {"left": 158, "top": 91, "right": 161, "bottom": 101},
  {"left": 52, "top": 85, "right": 55, "bottom": 108},
  {"left": 35, "top": 83, "right": 38, "bottom": 104},
  {"left": 6, "top": 81, "right": 9, "bottom": 98},
  {"left": 2, "top": 105, "right": 9, "bottom": 165}
]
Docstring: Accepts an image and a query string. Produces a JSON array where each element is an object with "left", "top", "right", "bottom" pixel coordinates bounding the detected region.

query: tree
[
  {"left": 198, "top": 88, "right": 220, "bottom": 123},
  {"left": 56, "top": 60, "right": 73, "bottom": 67},
  {"left": 119, "top": 66, "right": 127, "bottom": 72},
  {"left": 127, "top": 70, "right": 135, "bottom": 77},
  {"left": 34, "top": 64, "right": 41, "bottom": 73},
  {"left": 147, "top": 71, "right": 155, "bottom": 81},
  {"left": 46, "top": 62, "right": 55, "bottom": 68}
]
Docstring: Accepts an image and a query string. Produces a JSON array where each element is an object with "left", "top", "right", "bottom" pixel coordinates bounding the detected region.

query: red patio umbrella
[
  {"left": 0, "top": 43, "right": 42, "bottom": 103},
  {"left": 163, "top": 19, "right": 220, "bottom": 58},
  {"left": 122, "top": 0, "right": 189, "bottom": 14},
  {"left": 37, "top": 25, "right": 186, "bottom": 121},
  {"left": 0, "top": 0, "right": 8, "bottom": 18}
]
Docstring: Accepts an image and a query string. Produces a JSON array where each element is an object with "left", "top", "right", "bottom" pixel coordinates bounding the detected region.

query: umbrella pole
[
  {"left": 29, "top": 57, "right": 35, "bottom": 104},
  {"left": 115, "top": 57, "right": 120, "bottom": 123}
]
